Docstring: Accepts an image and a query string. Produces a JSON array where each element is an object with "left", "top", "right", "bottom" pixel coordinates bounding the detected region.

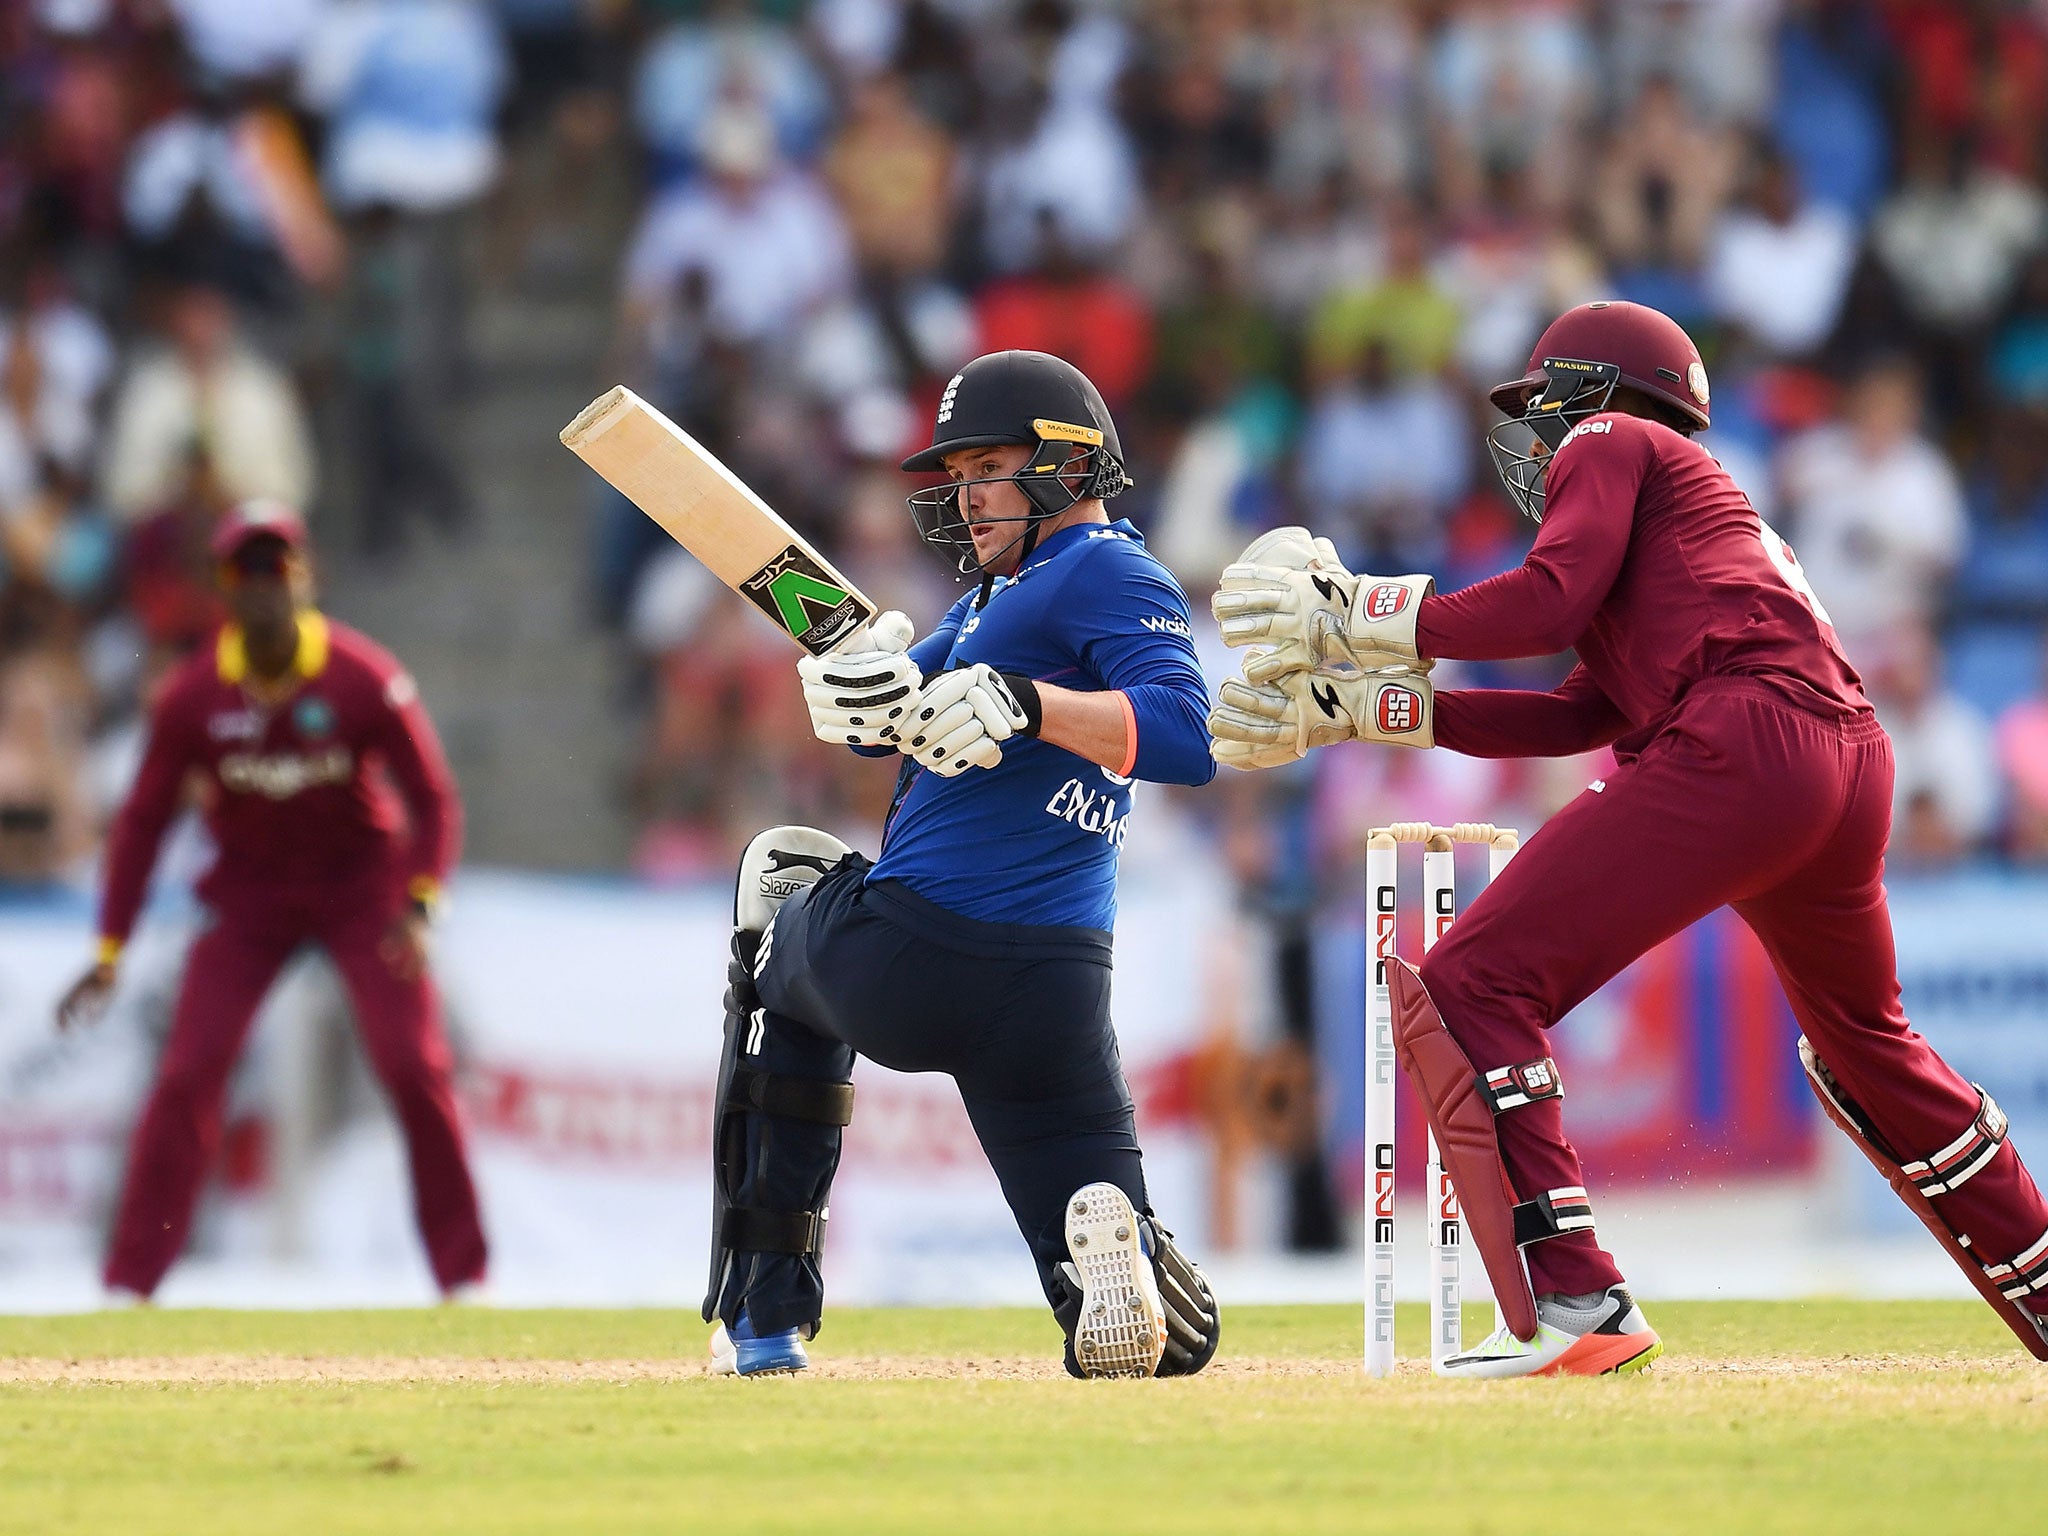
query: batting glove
[
  {"left": 798, "top": 610, "right": 919, "bottom": 746},
  {"left": 900, "top": 663, "right": 1036, "bottom": 777}
]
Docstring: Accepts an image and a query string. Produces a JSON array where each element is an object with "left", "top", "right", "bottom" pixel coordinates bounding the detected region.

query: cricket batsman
[
  {"left": 56, "top": 501, "right": 488, "bottom": 1302},
  {"left": 1207, "top": 300, "right": 2048, "bottom": 1377},
  {"left": 704, "top": 351, "right": 1222, "bottom": 1378}
]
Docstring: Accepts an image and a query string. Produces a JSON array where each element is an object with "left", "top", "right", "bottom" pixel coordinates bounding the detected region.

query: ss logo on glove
[
  {"left": 1363, "top": 583, "right": 1412, "bottom": 621},
  {"left": 1377, "top": 686, "right": 1422, "bottom": 734}
]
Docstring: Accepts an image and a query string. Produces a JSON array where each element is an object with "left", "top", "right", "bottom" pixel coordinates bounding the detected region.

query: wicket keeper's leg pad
[
  {"left": 703, "top": 928, "right": 855, "bottom": 1338},
  {"left": 1050, "top": 1215, "right": 1220, "bottom": 1378},
  {"left": 1799, "top": 1038, "right": 2048, "bottom": 1362},
  {"left": 1388, "top": 958, "right": 1589, "bottom": 1343}
]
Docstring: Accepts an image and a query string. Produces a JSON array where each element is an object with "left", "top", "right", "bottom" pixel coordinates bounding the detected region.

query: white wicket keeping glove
[
  {"left": 1211, "top": 526, "right": 1433, "bottom": 682},
  {"left": 899, "top": 663, "right": 1033, "bottom": 777},
  {"left": 798, "top": 610, "right": 919, "bottom": 746},
  {"left": 1207, "top": 667, "right": 1435, "bottom": 771}
]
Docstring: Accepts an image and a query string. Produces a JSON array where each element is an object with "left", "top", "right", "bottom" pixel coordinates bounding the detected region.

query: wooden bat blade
[{"left": 561, "top": 386, "right": 877, "bottom": 655}]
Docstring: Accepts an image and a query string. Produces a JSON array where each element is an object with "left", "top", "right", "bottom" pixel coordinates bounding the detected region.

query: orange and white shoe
[{"left": 1435, "top": 1285, "right": 1662, "bottom": 1380}]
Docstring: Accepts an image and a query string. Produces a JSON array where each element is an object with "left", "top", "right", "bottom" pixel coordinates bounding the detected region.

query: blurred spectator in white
[
  {"left": 977, "top": 70, "right": 1141, "bottom": 271},
  {"left": 302, "top": 0, "right": 508, "bottom": 555},
  {"left": 1776, "top": 359, "right": 1961, "bottom": 653},
  {"left": 1607, "top": 0, "right": 1775, "bottom": 125},
  {"left": 124, "top": 80, "right": 343, "bottom": 305},
  {"left": 1426, "top": 0, "right": 1592, "bottom": 213},
  {"left": 301, "top": 0, "right": 508, "bottom": 217},
  {"left": 167, "top": 0, "right": 327, "bottom": 84},
  {"left": 1297, "top": 340, "right": 1470, "bottom": 573},
  {"left": 1997, "top": 636, "right": 2048, "bottom": 863},
  {"left": 633, "top": 0, "right": 833, "bottom": 184},
  {"left": 1873, "top": 129, "right": 2046, "bottom": 337},
  {"left": 99, "top": 282, "right": 315, "bottom": 520},
  {"left": 1593, "top": 76, "right": 1740, "bottom": 273},
  {"left": 1706, "top": 137, "right": 1856, "bottom": 357},
  {"left": 621, "top": 105, "right": 851, "bottom": 350},
  {"left": 1866, "top": 621, "right": 1999, "bottom": 867},
  {"left": 0, "top": 262, "right": 114, "bottom": 513},
  {"left": 1261, "top": 4, "right": 1422, "bottom": 198}
]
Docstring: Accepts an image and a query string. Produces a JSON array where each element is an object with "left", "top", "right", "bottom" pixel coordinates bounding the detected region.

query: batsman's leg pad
[
  {"left": 1049, "top": 1212, "right": 1220, "bottom": 1377},
  {"left": 1389, "top": 958, "right": 1591, "bottom": 1342},
  {"left": 1799, "top": 1037, "right": 2048, "bottom": 1362},
  {"left": 735, "top": 824, "right": 852, "bottom": 934},
  {"left": 702, "top": 928, "right": 856, "bottom": 1337},
  {"left": 1148, "top": 1217, "right": 1221, "bottom": 1376}
]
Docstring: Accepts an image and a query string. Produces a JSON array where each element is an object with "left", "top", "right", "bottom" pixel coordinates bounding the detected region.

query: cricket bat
[{"left": 560, "top": 386, "right": 877, "bottom": 655}]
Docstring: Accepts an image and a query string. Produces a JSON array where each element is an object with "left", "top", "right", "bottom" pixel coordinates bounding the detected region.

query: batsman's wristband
[{"left": 998, "top": 674, "right": 1043, "bottom": 737}]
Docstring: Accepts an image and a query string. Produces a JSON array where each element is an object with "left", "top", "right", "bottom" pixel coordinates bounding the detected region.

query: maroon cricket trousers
[
  {"left": 103, "top": 878, "right": 487, "bottom": 1296},
  {"left": 1419, "top": 677, "right": 2048, "bottom": 1298}
]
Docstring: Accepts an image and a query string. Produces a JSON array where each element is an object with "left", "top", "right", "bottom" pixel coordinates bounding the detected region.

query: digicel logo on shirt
[{"left": 219, "top": 748, "right": 354, "bottom": 799}]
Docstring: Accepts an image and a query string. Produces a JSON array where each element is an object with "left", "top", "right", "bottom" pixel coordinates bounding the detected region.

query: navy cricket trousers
[{"left": 740, "top": 856, "right": 1147, "bottom": 1332}]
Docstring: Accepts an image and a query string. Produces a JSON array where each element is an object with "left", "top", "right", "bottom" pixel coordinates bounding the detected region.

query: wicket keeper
[
  {"left": 57, "top": 501, "right": 488, "bottom": 1302},
  {"left": 1209, "top": 301, "right": 2048, "bottom": 1377},
  {"left": 704, "top": 351, "right": 1221, "bottom": 1378}
]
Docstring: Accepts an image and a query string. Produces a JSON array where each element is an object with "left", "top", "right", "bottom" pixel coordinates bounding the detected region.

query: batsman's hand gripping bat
[{"left": 561, "top": 386, "right": 877, "bottom": 655}]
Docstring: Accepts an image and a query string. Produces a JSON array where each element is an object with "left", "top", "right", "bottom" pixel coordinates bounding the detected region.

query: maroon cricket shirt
[
  {"left": 97, "top": 611, "right": 461, "bottom": 946},
  {"left": 1420, "top": 411, "right": 1871, "bottom": 759}
]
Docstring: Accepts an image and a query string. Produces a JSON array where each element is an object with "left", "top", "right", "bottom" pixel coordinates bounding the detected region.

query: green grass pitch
[{"left": 0, "top": 1301, "right": 2037, "bottom": 1534}]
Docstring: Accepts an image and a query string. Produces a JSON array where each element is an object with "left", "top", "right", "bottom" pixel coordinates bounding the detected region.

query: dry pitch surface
[{"left": 0, "top": 1302, "right": 2039, "bottom": 1534}]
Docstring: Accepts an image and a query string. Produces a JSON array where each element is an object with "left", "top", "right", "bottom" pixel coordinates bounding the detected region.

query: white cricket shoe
[
  {"left": 1435, "top": 1285, "right": 1662, "bottom": 1380},
  {"left": 734, "top": 826, "right": 852, "bottom": 934},
  {"left": 1063, "top": 1182, "right": 1168, "bottom": 1379}
]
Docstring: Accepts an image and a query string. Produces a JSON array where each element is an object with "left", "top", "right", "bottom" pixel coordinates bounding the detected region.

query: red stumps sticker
[
  {"left": 1363, "top": 583, "right": 1410, "bottom": 620},
  {"left": 1377, "top": 686, "right": 1422, "bottom": 734}
]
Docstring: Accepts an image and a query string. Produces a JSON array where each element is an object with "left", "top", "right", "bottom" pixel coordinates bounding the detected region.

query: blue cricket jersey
[{"left": 867, "top": 518, "right": 1214, "bottom": 930}]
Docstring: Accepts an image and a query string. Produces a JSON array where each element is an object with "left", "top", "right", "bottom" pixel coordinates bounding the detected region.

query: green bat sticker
[{"left": 739, "top": 546, "right": 872, "bottom": 655}]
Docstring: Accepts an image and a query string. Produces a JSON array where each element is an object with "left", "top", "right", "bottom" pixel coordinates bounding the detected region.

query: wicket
[{"left": 1364, "top": 821, "right": 1520, "bottom": 1377}]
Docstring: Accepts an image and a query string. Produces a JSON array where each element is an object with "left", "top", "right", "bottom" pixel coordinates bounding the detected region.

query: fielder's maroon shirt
[
  {"left": 1419, "top": 412, "right": 1871, "bottom": 759},
  {"left": 97, "top": 612, "right": 460, "bottom": 945}
]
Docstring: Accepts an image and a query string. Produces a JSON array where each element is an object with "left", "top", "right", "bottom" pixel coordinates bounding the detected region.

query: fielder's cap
[{"left": 210, "top": 500, "right": 309, "bottom": 561}]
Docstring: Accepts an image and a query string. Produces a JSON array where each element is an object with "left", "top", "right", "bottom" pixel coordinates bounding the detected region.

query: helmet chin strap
[{"left": 971, "top": 508, "right": 1057, "bottom": 608}]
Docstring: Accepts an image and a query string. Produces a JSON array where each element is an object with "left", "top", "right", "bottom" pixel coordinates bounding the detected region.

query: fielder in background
[
  {"left": 705, "top": 350, "right": 1221, "bottom": 1378},
  {"left": 1208, "top": 300, "right": 2048, "bottom": 1378},
  {"left": 56, "top": 502, "right": 487, "bottom": 1304}
]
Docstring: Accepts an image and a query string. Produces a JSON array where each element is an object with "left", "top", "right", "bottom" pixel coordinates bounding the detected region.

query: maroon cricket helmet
[
  {"left": 1485, "top": 301, "right": 1710, "bottom": 522},
  {"left": 1489, "top": 300, "right": 1711, "bottom": 429}
]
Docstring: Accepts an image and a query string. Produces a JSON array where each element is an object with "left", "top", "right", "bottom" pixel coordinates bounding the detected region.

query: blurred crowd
[
  {"left": 0, "top": 0, "right": 518, "bottom": 886},
  {"left": 590, "top": 0, "right": 2048, "bottom": 886},
  {"left": 2, "top": 0, "right": 2048, "bottom": 896}
]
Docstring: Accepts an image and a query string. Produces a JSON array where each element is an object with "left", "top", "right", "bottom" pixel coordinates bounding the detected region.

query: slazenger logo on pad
[
  {"left": 1376, "top": 686, "right": 1422, "bottom": 734},
  {"left": 1362, "top": 583, "right": 1410, "bottom": 620}
]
